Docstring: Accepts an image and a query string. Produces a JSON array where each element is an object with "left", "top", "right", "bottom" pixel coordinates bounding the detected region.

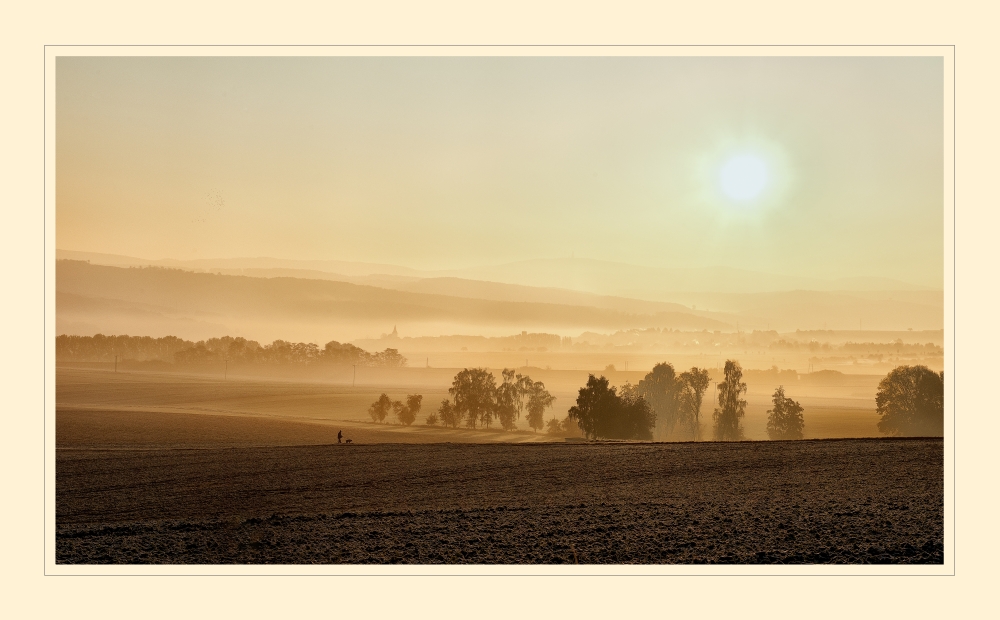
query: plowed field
[{"left": 56, "top": 439, "right": 943, "bottom": 564}]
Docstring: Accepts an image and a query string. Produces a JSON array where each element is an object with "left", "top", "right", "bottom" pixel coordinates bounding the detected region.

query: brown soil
[{"left": 56, "top": 439, "right": 943, "bottom": 564}]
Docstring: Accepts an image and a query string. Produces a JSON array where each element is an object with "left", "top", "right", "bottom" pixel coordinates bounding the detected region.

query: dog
[{"left": 345, "top": 438, "right": 353, "bottom": 444}]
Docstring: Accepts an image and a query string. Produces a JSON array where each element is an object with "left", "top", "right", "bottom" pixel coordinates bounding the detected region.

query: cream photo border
[{"left": 42, "top": 44, "right": 955, "bottom": 577}]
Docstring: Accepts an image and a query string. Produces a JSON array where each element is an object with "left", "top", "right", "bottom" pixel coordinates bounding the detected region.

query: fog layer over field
[
  {"left": 58, "top": 365, "right": 892, "bottom": 441},
  {"left": 59, "top": 253, "right": 942, "bottom": 338}
]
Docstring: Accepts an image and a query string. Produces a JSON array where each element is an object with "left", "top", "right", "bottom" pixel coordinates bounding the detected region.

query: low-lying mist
[{"left": 56, "top": 257, "right": 943, "bottom": 345}]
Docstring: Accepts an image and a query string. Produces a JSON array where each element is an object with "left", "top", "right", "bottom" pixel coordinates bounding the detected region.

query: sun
[{"left": 719, "top": 154, "right": 769, "bottom": 202}]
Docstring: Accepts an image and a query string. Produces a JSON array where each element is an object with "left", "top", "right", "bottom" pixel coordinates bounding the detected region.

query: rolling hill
[{"left": 56, "top": 260, "right": 731, "bottom": 343}]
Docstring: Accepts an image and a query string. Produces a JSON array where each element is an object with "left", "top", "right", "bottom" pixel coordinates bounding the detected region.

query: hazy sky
[{"left": 57, "top": 56, "right": 944, "bottom": 286}]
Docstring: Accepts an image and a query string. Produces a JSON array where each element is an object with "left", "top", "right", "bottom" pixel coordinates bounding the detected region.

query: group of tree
[
  {"left": 628, "top": 363, "right": 711, "bottom": 441},
  {"left": 721, "top": 360, "right": 943, "bottom": 440},
  {"left": 55, "top": 333, "right": 406, "bottom": 367},
  {"left": 562, "top": 363, "right": 711, "bottom": 441},
  {"left": 559, "top": 360, "right": 750, "bottom": 441},
  {"left": 704, "top": 359, "right": 804, "bottom": 441},
  {"left": 554, "top": 357, "right": 941, "bottom": 442},
  {"left": 429, "top": 368, "right": 556, "bottom": 432},
  {"left": 568, "top": 374, "right": 656, "bottom": 440},
  {"left": 368, "top": 393, "right": 423, "bottom": 425},
  {"left": 707, "top": 359, "right": 806, "bottom": 441}
]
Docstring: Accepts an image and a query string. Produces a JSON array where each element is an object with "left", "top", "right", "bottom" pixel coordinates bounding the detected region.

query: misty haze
[{"left": 54, "top": 55, "right": 945, "bottom": 565}]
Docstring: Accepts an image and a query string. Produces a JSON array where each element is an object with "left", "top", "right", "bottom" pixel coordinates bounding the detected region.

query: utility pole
[
  {"left": 224, "top": 357, "right": 228, "bottom": 381},
  {"left": 114, "top": 355, "right": 118, "bottom": 373},
  {"left": 352, "top": 364, "right": 356, "bottom": 387}
]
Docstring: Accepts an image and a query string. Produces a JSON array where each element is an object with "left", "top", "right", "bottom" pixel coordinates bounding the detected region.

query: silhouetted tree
[
  {"left": 545, "top": 416, "right": 580, "bottom": 437},
  {"left": 875, "top": 365, "right": 944, "bottom": 436},
  {"left": 425, "top": 412, "right": 439, "bottom": 425},
  {"left": 392, "top": 394, "right": 422, "bottom": 426},
  {"left": 525, "top": 381, "right": 556, "bottom": 432},
  {"left": 679, "top": 367, "right": 711, "bottom": 439},
  {"left": 392, "top": 400, "right": 406, "bottom": 424},
  {"left": 546, "top": 417, "right": 565, "bottom": 435},
  {"left": 260, "top": 340, "right": 321, "bottom": 364},
  {"left": 323, "top": 340, "right": 371, "bottom": 365},
  {"left": 766, "top": 386, "right": 804, "bottom": 440},
  {"left": 568, "top": 374, "right": 655, "bottom": 440},
  {"left": 449, "top": 368, "right": 497, "bottom": 429},
  {"left": 638, "top": 363, "right": 683, "bottom": 439},
  {"left": 496, "top": 369, "right": 522, "bottom": 431},
  {"left": 713, "top": 360, "right": 747, "bottom": 441},
  {"left": 618, "top": 381, "right": 640, "bottom": 400},
  {"left": 616, "top": 391, "right": 656, "bottom": 440},
  {"left": 372, "top": 348, "right": 407, "bottom": 367},
  {"left": 405, "top": 394, "right": 422, "bottom": 423},
  {"left": 437, "top": 399, "right": 462, "bottom": 428},
  {"left": 569, "top": 375, "right": 617, "bottom": 439},
  {"left": 368, "top": 393, "right": 392, "bottom": 424}
]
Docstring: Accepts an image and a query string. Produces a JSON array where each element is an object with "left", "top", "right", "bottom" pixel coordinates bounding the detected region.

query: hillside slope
[{"left": 56, "top": 260, "right": 730, "bottom": 342}]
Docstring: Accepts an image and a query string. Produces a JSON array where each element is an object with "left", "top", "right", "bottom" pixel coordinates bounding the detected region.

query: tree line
[
  {"left": 366, "top": 361, "right": 943, "bottom": 440},
  {"left": 423, "top": 368, "right": 557, "bottom": 432},
  {"left": 561, "top": 360, "right": 942, "bottom": 441},
  {"left": 55, "top": 334, "right": 406, "bottom": 367},
  {"left": 56, "top": 334, "right": 193, "bottom": 362},
  {"left": 175, "top": 336, "right": 406, "bottom": 367}
]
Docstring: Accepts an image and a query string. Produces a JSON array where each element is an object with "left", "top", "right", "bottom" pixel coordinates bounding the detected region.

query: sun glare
[{"left": 719, "top": 154, "right": 769, "bottom": 202}]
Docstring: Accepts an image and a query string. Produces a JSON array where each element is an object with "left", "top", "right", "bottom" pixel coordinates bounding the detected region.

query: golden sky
[{"left": 56, "top": 56, "right": 943, "bottom": 286}]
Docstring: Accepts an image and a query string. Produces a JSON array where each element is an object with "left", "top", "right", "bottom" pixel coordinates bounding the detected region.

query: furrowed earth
[{"left": 57, "top": 438, "right": 943, "bottom": 564}]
